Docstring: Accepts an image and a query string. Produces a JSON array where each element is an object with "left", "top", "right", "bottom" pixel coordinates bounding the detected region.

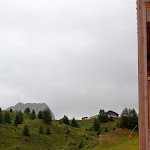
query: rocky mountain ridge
[{"left": 6, "top": 102, "right": 55, "bottom": 120}]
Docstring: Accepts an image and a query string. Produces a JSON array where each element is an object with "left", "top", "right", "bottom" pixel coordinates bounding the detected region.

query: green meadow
[{"left": 0, "top": 113, "right": 139, "bottom": 150}]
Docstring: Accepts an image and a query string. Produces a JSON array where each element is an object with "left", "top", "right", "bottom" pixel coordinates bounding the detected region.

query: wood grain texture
[
  {"left": 148, "top": 80, "right": 150, "bottom": 129},
  {"left": 138, "top": 0, "right": 149, "bottom": 149}
]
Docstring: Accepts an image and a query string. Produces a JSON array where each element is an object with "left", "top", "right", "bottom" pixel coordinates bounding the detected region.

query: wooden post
[{"left": 138, "top": 0, "right": 149, "bottom": 149}]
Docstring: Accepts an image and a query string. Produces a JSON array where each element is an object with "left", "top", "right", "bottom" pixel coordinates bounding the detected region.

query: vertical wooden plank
[
  {"left": 148, "top": 80, "right": 150, "bottom": 129},
  {"left": 138, "top": 0, "right": 149, "bottom": 149}
]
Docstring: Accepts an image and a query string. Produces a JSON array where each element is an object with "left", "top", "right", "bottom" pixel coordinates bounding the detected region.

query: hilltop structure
[
  {"left": 107, "top": 110, "right": 119, "bottom": 118},
  {"left": 86, "top": 110, "right": 119, "bottom": 120}
]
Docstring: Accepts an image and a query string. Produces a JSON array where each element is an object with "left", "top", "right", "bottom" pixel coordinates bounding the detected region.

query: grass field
[{"left": 0, "top": 112, "right": 139, "bottom": 150}]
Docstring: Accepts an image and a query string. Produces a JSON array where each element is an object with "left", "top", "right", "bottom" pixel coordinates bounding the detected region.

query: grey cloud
[{"left": 0, "top": 0, "right": 138, "bottom": 119}]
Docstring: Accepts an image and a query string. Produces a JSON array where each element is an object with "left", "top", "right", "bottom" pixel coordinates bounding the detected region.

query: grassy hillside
[{"left": 0, "top": 112, "right": 139, "bottom": 150}]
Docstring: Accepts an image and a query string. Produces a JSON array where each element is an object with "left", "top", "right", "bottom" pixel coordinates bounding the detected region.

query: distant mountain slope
[{"left": 6, "top": 102, "right": 55, "bottom": 120}]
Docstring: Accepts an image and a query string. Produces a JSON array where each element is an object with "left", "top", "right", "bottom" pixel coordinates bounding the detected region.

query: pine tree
[
  {"left": 24, "top": 108, "right": 30, "bottom": 115},
  {"left": 18, "top": 111, "right": 23, "bottom": 124},
  {"left": 38, "top": 111, "right": 42, "bottom": 119},
  {"left": 0, "top": 112, "right": 3, "bottom": 124},
  {"left": 97, "top": 129, "right": 101, "bottom": 135},
  {"left": 120, "top": 108, "right": 129, "bottom": 128},
  {"left": 39, "top": 126, "right": 43, "bottom": 134},
  {"left": 62, "top": 115, "right": 70, "bottom": 126},
  {"left": 93, "top": 118, "right": 100, "bottom": 131},
  {"left": 42, "top": 108, "right": 52, "bottom": 124},
  {"left": 98, "top": 109, "right": 109, "bottom": 123},
  {"left": 14, "top": 111, "right": 23, "bottom": 125},
  {"left": 14, "top": 114, "right": 19, "bottom": 126},
  {"left": 46, "top": 127, "right": 51, "bottom": 134},
  {"left": 71, "top": 118, "right": 79, "bottom": 128},
  {"left": 23, "top": 124, "right": 29, "bottom": 136},
  {"left": 120, "top": 108, "right": 138, "bottom": 129},
  {"left": 4, "top": 112, "right": 11, "bottom": 124},
  {"left": 0, "top": 108, "right": 2, "bottom": 112},
  {"left": 30, "top": 110, "right": 36, "bottom": 120},
  {"left": 9, "top": 108, "right": 13, "bottom": 112}
]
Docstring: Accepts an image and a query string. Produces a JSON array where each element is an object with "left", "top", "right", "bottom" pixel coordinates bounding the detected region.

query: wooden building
[
  {"left": 138, "top": 0, "right": 150, "bottom": 149},
  {"left": 107, "top": 110, "right": 119, "bottom": 118}
]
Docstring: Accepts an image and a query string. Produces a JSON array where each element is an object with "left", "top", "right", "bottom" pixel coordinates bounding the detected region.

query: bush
[
  {"left": 104, "top": 127, "right": 108, "bottom": 132},
  {"left": 113, "top": 127, "right": 116, "bottom": 130},
  {"left": 109, "top": 116, "right": 114, "bottom": 122},
  {"left": 98, "top": 109, "right": 109, "bottom": 123},
  {"left": 78, "top": 141, "right": 83, "bottom": 148},
  {"left": 65, "top": 127, "right": 70, "bottom": 134},
  {"left": 42, "top": 108, "right": 52, "bottom": 124},
  {"left": 46, "top": 127, "right": 51, "bottom": 134},
  {"left": 23, "top": 125, "right": 29, "bottom": 136},
  {"left": 93, "top": 119, "right": 100, "bottom": 131}
]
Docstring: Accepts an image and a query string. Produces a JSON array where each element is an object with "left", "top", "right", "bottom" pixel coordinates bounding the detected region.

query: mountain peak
[{"left": 7, "top": 102, "right": 55, "bottom": 120}]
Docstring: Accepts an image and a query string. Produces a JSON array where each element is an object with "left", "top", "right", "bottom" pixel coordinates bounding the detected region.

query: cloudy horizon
[{"left": 0, "top": 0, "right": 138, "bottom": 120}]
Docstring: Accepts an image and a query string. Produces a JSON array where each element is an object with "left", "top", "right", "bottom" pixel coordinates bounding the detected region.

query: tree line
[
  {"left": 0, "top": 107, "right": 53, "bottom": 136},
  {"left": 92, "top": 108, "right": 138, "bottom": 135}
]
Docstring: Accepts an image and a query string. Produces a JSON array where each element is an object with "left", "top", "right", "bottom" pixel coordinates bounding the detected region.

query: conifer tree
[
  {"left": 9, "top": 108, "right": 13, "bottom": 112},
  {"left": 4, "top": 112, "right": 11, "bottom": 124},
  {"left": 93, "top": 118, "right": 100, "bottom": 131},
  {"left": 42, "top": 108, "right": 52, "bottom": 124},
  {"left": 97, "top": 129, "right": 101, "bottom": 135},
  {"left": 0, "top": 112, "right": 3, "bottom": 124},
  {"left": 14, "top": 111, "right": 23, "bottom": 125},
  {"left": 39, "top": 126, "right": 43, "bottom": 134},
  {"left": 14, "top": 114, "right": 19, "bottom": 126},
  {"left": 30, "top": 109, "right": 36, "bottom": 120},
  {"left": 18, "top": 111, "right": 23, "bottom": 124},
  {"left": 38, "top": 111, "right": 42, "bottom": 119},
  {"left": 71, "top": 118, "right": 79, "bottom": 128},
  {"left": 24, "top": 108, "right": 30, "bottom": 115},
  {"left": 23, "top": 124, "right": 29, "bottom": 136},
  {"left": 120, "top": 108, "right": 138, "bottom": 129},
  {"left": 62, "top": 115, "right": 70, "bottom": 126},
  {"left": 0, "top": 107, "right": 2, "bottom": 112},
  {"left": 98, "top": 109, "right": 109, "bottom": 123}
]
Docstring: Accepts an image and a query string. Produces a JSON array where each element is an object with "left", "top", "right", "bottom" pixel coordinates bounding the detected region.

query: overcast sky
[{"left": 0, "top": 0, "right": 138, "bottom": 119}]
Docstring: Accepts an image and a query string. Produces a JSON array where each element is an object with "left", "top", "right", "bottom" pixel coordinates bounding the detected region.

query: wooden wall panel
[
  {"left": 148, "top": 80, "right": 150, "bottom": 129},
  {"left": 138, "top": 0, "right": 149, "bottom": 149}
]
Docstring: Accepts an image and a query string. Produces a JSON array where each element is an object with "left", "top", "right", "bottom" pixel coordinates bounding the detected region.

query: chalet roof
[{"left": 107, "top": 110, "right": 119, "bottom": 115}]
